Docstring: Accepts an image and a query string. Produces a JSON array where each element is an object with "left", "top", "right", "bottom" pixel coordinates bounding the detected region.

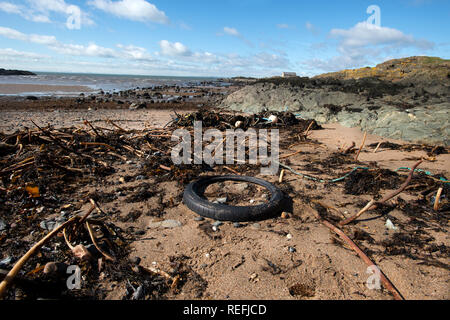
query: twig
[
  {"left": 279, "top": 169, "right": 285, "bottom": 183},
  {"left": 310, "top": 206, "right": 404, "bottom": 300},
  {"left": 85, "top": 221, "right": 115, "bottom": 261},
  {"left": 0, "top": 217, "right": 77, "bottom": 299},
  {"left": 279, "top": 149, "right": 302, "bottom": 160},
  {"left": 304, "top": 121, "right": 315, "bottom": 137},
  {"left": 373, "top": 142, "right": 382, "bottom": 153},
  {"left": 223, "top": 166, "right": 240, "bottom": 175},
  {"left": 354, "top": 131, "right": 367, "bottom": 161},
  {"left": 433, "top": 187, "right": 443, "bottom": 211}
]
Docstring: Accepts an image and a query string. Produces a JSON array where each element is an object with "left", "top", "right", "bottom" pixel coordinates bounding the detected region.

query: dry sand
[{"left": 1, "top": 106, "right": 448, "bottom": 300}]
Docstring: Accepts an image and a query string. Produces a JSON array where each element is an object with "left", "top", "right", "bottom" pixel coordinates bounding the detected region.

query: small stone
[
  {"left": 252, "top": 223, "right": 261, "bottom": 230},
  {"left": 233, "top": 222, "right": 244, "bottom": 228},
  {"left": 288, "top": 246, "right": 296, "bottom": 253},
  {"left": 148, "top": 219, "right": 182, "bottom": 229},
  {"left": 0, "top": 256, "right": 13, "bottom": 268},
  {"left": 286, "top": 233, "right": 293, "bottom": 240},
  {"left": 281, "top": 212, "right": 290, "bottom": 219},
  {"left": 249, "top": 199, "right": 255, "bottom": 204},
  {"left": 130, "top": 257, "right": 141, "bottom": 265},
  {"left": 135, "top": 175, "right": 145, "bottom": 181},
  {"left": 212, "top": 226, "right": 218, "bottom": 232},
  {"left": 199, "top": 263, "right": 207, "bottom": 269},
  {"left": 194, "top": 216, "right": 205, "bottom": 221},
  {"left": 40, "top": 220, "right": 56, "bottom": 231},
  {"left": 216, "top": 197, "right": 227, "bottom": 204},
  {"left": 205, "top": 253, "right": 210, "bottom": 258},
  {"left": 212, "top": 221, "right": 223, "bottom": 227},
  {"left": 0, "top": 219, "right": 6, "bottom": 231}
]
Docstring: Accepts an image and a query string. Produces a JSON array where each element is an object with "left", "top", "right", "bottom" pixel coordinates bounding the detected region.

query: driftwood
[{"left": 310, "top": 206, "right": 404, "bottom": 300}]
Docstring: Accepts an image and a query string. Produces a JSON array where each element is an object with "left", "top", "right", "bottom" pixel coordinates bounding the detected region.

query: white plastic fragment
[{"left": 385, "top": 219, "right": 398, "bottom": 231}]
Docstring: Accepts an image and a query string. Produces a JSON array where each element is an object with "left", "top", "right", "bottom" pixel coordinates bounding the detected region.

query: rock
[
  {"left": 281, "top": 212, "right": 290, "bottom": 219},
  {"left": 233, "top": 222, "right": 244, "bottom": 228},
  {"left": 212, "top": 221, "right": 223, "bottom": 227},
  {"left": 194, "top": 216, "right": 205, "bottom": 221},
  {"left": 288, "top": 247, "right": 297, "bottom": 253},
  {"left": 40, "top": 220, "right": 58, "bottom": 231},
  {"left": 286, "top": 233, "right": 293, "bottom": 240},
  {"left": 130, "top": 257, "right": 141, "bottom": 265},
  {"left": 0, "top": 256, "right": 13, "bottom": 268},
  {"left": 131, "top": 285, "right": 145, "bottom": 300},
  {"left": 252, "top": 223, "right": 261, "bottom": 230},
  {"left": 0, "top": 219, "right": 6, "bottom": 231},
  {"left": 216, "top": 197, "right": 227, "bottom": 204},
  {"left": 148, "top": 219, "right": 182, "bottom": 229}
]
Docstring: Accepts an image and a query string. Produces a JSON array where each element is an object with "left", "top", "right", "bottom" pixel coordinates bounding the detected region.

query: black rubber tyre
[{"left": 183, "top": 175, "right": 284, "bottom": 222}]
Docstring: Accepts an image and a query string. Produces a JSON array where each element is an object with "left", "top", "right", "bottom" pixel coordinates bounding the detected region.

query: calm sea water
[{"left": 0, "top": 72, "right": 222, "bottom": 94}]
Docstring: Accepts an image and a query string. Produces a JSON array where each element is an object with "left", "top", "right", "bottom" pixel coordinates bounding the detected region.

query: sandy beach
[{"left": 0, "top": 84, "right": 93, "bottom": 95}]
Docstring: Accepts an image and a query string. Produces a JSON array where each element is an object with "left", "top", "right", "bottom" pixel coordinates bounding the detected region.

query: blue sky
[{"left": 0, "top": 0, "right": 448, "bottom": 77}]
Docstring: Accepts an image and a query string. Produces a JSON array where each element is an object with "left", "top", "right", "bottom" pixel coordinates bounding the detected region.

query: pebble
[
  {"left": 212, "top": 226, "right": 218, "bottom": 232},
  {"left": 281, "top": 212, "right": 290, "bottom": 219},
  {"left": 233, "top": 222, "right": 244, "bottom": 228},
  {"left": 148, "top": 219, "right": 182, "bottom": 229},
  {"left": 216, "top": 197, "right": 227, "bottom": 204},
  {"left": 212, "top": 221, "right": 223, "bottom": 227},
  {"left": 40, "top": 220, "right": 57, "bottom": 231},
  {"left": 0, "top": 256, "right": 13, "bottom": 268},
  {"left": 252, "top": 223, "right": 261, "bottom": 230},
  {"left": 286, "top": 233, "right": 293, "bottom": 240},
  {"left": 194, "top": 216, "right": 205, "bottom": 221},
  {"left": 249, "top": 199, "right": 255, "bottom": 204},
  {"left": 0, "top": 219, "right": 6, "bottom": 231},
  {"left": 135, "top": 175, "right": 145, "bottom": 181},
  {"left": 288, "top": 246, "right": 296, "bottom": 253},
  {"left": 130, "top": 257, "right": 141, "bottom": 265}
]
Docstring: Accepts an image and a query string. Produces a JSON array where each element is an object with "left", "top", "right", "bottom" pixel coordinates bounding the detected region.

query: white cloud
[
  {"left": 0, "top": 1, "right": 92, "bottom": 29},
  {"left": 0, "top": 2, "right": 21, "bottom": 14},
  {"left": 303, "top": 21, "right": 435, "bottom": 73},
  {"left": 88, "top": 0, "right": 168, "bottom": 24},
  {"left": 220, "top": 27, "right": 253, "bottom": 47},
  {"left": 223, "top": 27, "right": 240, "bottom": 37},
  {"left": 0, "top": 48, "right": 48, "bottom": 60},
  {"left": 158, "top": 40, "right": 192, "bottom": 57},
  {"left": 0, "top": 1, "right": 51, "bottom": 23},
  {"left": 330, "top": 22, "right": 433, "bottom": 49}
]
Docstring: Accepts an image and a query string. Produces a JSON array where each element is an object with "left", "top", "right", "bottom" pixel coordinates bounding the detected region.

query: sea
[{"left": 0, "top": 72, "right": 225, "bottom": 96}]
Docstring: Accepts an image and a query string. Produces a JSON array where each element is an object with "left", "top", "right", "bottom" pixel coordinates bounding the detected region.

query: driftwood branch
[{"left": 310, "top": 206, "right": 404, "bottom": 300}]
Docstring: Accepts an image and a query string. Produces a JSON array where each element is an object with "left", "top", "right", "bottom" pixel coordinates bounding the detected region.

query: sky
[{"left": 0, "top": 0, "right": 448, "bottom": 77}]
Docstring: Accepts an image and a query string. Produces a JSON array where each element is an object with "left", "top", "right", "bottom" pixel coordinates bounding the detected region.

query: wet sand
[{"left": 0, "top": 84, "right": 93, "bottom": 95}]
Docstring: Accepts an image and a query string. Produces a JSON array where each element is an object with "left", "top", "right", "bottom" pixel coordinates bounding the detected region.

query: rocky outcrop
[
  {"left": 0, "top": 68, "right": 36, "bottom": 76},
  {"left": 222, "top": 57, "right": 450, "bottom": 146}
]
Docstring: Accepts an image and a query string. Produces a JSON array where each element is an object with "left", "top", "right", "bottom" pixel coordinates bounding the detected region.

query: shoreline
[{"left": 0, "top": 83, "right": 94, "bottom": 95}]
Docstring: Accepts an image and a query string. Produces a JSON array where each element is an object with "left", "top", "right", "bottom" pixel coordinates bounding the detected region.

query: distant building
[{"left": 281, "top": 72, "right": 297, "bottom": 78}]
